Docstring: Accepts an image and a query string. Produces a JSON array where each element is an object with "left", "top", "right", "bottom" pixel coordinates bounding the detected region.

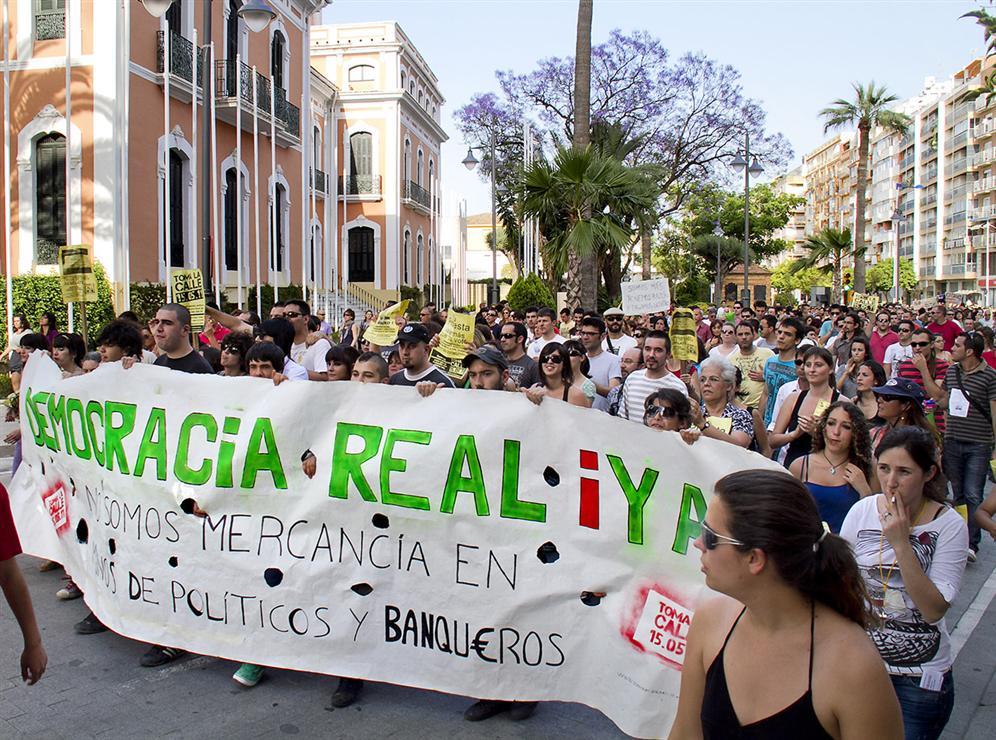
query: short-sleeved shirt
[
  {"left": 586, "top": 351, "right": 622, "bottom": 413},
  {"left": 526, "top": 334, "right": 565, "bottom": 360},
  {"left": 389, "top": 365, "right": 456, "bottom": 388},
  {"left": 896, "top": 357, "right": 949, "bottom": 433},
  {"left": 619, "top": 369, "right": 688, "bottom": 422},
  {"left": 943, "top": 362, "right": 996, "bottom": 444},
  {"left": 292, "top": 338, "right": 332, "bottom": 375},
  {"left": 602, "top": 333, "right": 638, "bottom": 357},
  {"left": 506, "top": 354, "right": 539, "bottom": 389},
  {"left": 728, "top": 346, "right": 773, "bottom": 409},
  {"left": 154, "top": 350, "right": 214, "bottom": 374},
  {"left": 0, "top": 484, "right": 22, "bottom": 561},
  {"left": 701, "top": 402, "right": 754, "bottom": 440},
  {"left": 926, "top": 321, "right": 963, "bottom": 352},
  {"left": 840, "top": 496, "right": 967, "bottom": 676},
  {"left": 763, "top": 356, "right": 798, "bottom": 426},
  {"left": 869, "top": 330, "right": 899, "bottom": 364},
  {"left": 883, "top": 342, "right": 913, "bottom": 378}
]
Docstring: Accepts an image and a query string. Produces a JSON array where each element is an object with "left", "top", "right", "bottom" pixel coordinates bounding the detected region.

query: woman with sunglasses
[
  {"left": 770, "top": 346, "right": 843, "bottom": 468},
  {"left": 670, "top": 470, "right": 901, "bottom": 740},
  {"left": 644, "top": 389, "right": 700, "bottom": 446},
  {"left": 835, "top": 336, "right": 871, "bottom": 399},
  {"left": 562, "top": 339, "right": 597, "bottom": 405},
  {"left": 869, "top": 377, "right": 941, "bottom": 449},
  {"left": 708, "top": 322, "right": 738, "bottom": 360},
  {"left": 840, "top": 427, "right": 968, "bottom": 739},
  {"left": 219, "top": 333, "right": 253, "bottom": 377},
  {"left": 789, "top": 401, "right": 876, "bottom": 533},
  {"left": 690, "top": 357, "right": 753, "bottom": 448},
  {"left": 853, "top": 360, "right": 887, "bottom": 424},
  {"left": 528, "top": 343, "right": 591, "bottom": 408}
]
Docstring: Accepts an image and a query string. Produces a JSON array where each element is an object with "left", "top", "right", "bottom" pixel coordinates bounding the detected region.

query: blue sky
[{"left": 321, "top": 0, "right": 983, "bottom": 215}]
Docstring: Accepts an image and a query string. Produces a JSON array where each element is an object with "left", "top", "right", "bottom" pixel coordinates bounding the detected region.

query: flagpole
[{"left": 252, "top": 66, "right": 261, "bottom": 314}]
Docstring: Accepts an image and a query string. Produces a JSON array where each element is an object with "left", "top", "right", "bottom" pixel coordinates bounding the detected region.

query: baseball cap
[
  {"left": 397, "top": 323, "right": 430, "bottom": 345},
  {"left": 462, "top": 345, "right": 509, "bottom": 370},
  {"left": 603, "top": 307, "right": 624, "bottom": 317},
  {"left": 872, "top": 377, "right": 925, "bottom": 403}
]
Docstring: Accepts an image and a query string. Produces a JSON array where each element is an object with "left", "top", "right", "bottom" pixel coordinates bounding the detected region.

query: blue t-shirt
[
  {"left": 763, "top": 356, "right": 798, "bottom": 426},
  {"left": 819, "top": 319, "right": 834, "bottom": 337}
]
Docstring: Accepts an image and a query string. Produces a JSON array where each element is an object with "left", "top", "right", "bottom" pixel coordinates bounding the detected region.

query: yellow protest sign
[
  {"left": 669, "top": 308, "right": 699, "bottom": 362},
  {"left": 363, "top": 300, "right": 410, "bottom": 346},
  {"left": 170, "top": 269, "right": 206, "bottom": 332},
  {"left": 429, "top": 310, "right": 476, "bottom": 378},
  {"left": 58, "top": 245, "right": 97, "bottom": 303},
  {"left": 707, "top": 416, "right": 733, "bottom": 434}
]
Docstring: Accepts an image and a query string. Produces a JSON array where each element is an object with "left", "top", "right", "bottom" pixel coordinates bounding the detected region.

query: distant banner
[
  {"left": 9, "top": 356, "right": 781, "bottom": 738},
  {"left": 621, "top": 279, "right": 670, "bottom": 316},
  {"left": 170, "top": 269, "right": 206, "bottom": 332},
  {"left": 58, "top": 245, "right": 97, "bottom": 304},
  {"left": 429, "top": 310, "right": 476, "bottom": 379}
]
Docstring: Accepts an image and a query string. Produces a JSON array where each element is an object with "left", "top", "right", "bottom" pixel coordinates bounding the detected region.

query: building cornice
[{"left": 339, "top": 91, "right": 448, "bottom": 142}]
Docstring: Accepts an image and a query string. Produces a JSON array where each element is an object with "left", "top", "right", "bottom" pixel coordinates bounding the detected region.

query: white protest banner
[
  {"left": 621, "top": 279, "right": 670, "bottom": 316},
  {"left": 10, "top": 356, "right": 781, "bottom": 738}
]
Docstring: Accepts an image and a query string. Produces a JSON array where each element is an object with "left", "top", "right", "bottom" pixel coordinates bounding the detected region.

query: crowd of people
[{"left": 2, "top": 294, "right": 996, "bottom": 738}]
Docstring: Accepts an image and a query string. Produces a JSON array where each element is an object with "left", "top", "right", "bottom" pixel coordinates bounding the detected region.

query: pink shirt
[{"left": 869, "top": 330, "right": 898, "bottom": 364}]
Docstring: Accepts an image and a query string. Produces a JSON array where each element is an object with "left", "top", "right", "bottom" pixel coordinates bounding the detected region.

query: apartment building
[
  {"left": 768, "top": 166, "right": 807, "bottom": 264},
  {"left": 802, "top": 134, "right": 854, "bottom": 237},
  {"left": 310, "top": 21, "right": 447, "bottom": 305},
  {"left": 0, "top": 0, "right": 336, "bottom": 310}
]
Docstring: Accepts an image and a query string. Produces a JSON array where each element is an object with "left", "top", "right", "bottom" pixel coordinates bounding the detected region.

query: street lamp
[
  {"left": 462, "top": 133, "right": 499, "bottom": 305},
  {"left": 238, "top": 0, "right": 277, "bottom": 33},
  {"left": 731, "top": 131, "right": 763, "bottom": 304},
  {"left": 890, "top": 208, "right": 904, "bottom": 304},
  {"left": 139, "top": 0, "right": 174, "bottom": 17}
]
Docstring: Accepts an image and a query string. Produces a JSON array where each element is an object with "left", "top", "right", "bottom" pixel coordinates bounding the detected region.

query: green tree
[
  {"left": 771, "top": 260, "right": 831, "bottom": 296},
  {"left": 866, "top": 258, "right": 917, "bottom": 300},
  {"left": 961, "top": 8, "right": 996, "bottom": 106},
  {"left": 819, "top": 83, "right": 911, "bottom": 293},
  {"left": 794, "top": 227, "right": 854, "bottom": 303},
  {"left": 506, "top": 272, "right": 556, "bottom": 312}
]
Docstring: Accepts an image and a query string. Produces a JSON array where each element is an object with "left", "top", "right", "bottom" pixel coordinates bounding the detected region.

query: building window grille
[
  {"left": 34, "top": 133, "right": 66, "bottom": 265},
  {"left": 34, "top": 0, "right": 65, "bottom": 41}
]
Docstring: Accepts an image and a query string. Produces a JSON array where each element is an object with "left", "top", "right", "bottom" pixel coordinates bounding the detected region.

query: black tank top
[
  {"left": 701, "top": 603, "right": 832, "bottom": 739},
  {"left": 784, "top": 389, "right": 839, "bottom": 468}
]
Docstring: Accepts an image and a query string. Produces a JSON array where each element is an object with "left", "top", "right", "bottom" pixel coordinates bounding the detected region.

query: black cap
[
  {"left": 462, "top": 345, "right": 509, "bottom": 370},
  {"left": 397, "top": 323, "right": 430, "bottom": 345}
]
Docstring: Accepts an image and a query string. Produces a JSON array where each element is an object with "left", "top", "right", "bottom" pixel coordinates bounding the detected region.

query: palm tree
[
  {"left": 793, "top": 227, "right": 854, "bottom": 303},
  {"left": 960, "top": 9, "right": 996, "bottom": 107},
  {"left": 567, "top": 0, "right": 595, "bottom": 309},
  {"left": 819, "top": 83, "right": 911, "bottom": 293},
  {"left": 522, "top": 146, "right": 656, "bottom": 290}
]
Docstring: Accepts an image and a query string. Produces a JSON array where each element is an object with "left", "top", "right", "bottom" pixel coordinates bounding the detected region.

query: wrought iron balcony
[
  {"left": 310, "top": 168, "right": 328, "bottom": 195},
  {"left": 157, "top": 30, "right": 206, "bottom": 87},
  {"left": 214, "top": 58, "right": 255, "bottom": 102},
  {"left": 339, "top": 175, "right": 382, "bottom": 196},
  {"left": 404, "top": 180, "right": 432, "bottom": 209},
  {"left": 213, "top": 60, "right": 299, "bottom": 142},
  {"left": 273, "top": 86, "right": 300, "bottom": 139}
]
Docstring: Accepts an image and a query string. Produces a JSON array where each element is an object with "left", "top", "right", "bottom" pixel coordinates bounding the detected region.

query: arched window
[
  {"left": 349, "top": 131, "right": 372, "bottom": 179},
  {"left": 417, "top": 89, "right": 423, "bottom": 104},
  {"left": 416, "top": 149, "right": 424, "bottom": 187},
  {"left": 34, "top": 132, "right": 66, "bottom": 265},
  {"left": 223, "top": 168, "right": 239, "bottom": 271},
  {"left": 400, "top": 70, "right": 406, "bottom": 89},
  {"left": 403, "top": 139, "right": 411, "bottom": 183},
  {"left": 403, "top": 230, "right": 411, "bottom": 285},
  {"left": 164, "top": 149, "right": 185, "bottom": 267},
  {"left": 271, "top": 183, "right": 286, "bottom": 273},
  {"left": 416, "top": 234, "right": 424, "bottom": 286},
  {"left": 410, "top": 81, "right": 415, "bottom": 96},
  {"left": 348, "top": 64, "right": 375, "bottom": 82},
  {"left": 348, "top": 227, "right": 375, "bottom": 282},
  {"left": 313, "top": 126, "right": 321, "bottom": 169},
  {"left": 271, "top": 30, "right": 285, "bottom": 91}
]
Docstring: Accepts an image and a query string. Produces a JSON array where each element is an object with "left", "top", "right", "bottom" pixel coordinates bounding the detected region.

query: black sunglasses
[
  {"left": 700, "top": 521, "right": 745, "bottom": 550},
  {"left": 874, "top": 393, "right": 903, "bottom": 402},
  {"left": 645, "top": 405, "right": 677, "bottom": 419},
  {"left": 910, "top": 341, "right": 931, "bottom": 348},
  {"left": 499, "top": 333, "right": 518, "bottom": 340},
  {"left": 566, "top": 349, "right": 585, "bottom": 357},
  {"left": 541, "top": 355, "right": 564, "bottom": 364}
]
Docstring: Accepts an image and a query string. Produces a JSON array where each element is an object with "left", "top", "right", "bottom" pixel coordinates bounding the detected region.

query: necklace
[{"left": 822, "top": 451, "right": 848, "bottom": 475}]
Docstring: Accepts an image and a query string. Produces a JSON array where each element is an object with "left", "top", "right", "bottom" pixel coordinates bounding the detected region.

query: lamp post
[
  {"left": 462, "top": 132, "right": 498, "bottom": 305},
  {"left": 730, "top": 131, "right": 763, "bottom": 304},
  {"left": 712, "top": 220, "right": 723, "bottom": 304},
  {"left": 971, "top": 216, "right": 993, "bottom": 307},
  {"left": 889, "top": 208, "right": 904, "bottom": 304}
]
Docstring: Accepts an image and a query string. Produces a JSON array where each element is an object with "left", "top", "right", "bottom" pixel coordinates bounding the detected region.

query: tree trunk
[
  {"left": 571, "top": 0, "right": 597, "bottom": 309},
  {"left": 853, "top": 121, "right": 870, "bottom": 293},
  {"left": 641, "top": 225, "right": 651, "bottom": 279},
  {"left": 833, "top": 251, "right": 842, "bottom": 304},
  {"left": 566, "top": 250, "right": 583, "bottom": 309},
  {"left": 602, "top": 249, "right": 622, "bottom": 306}
]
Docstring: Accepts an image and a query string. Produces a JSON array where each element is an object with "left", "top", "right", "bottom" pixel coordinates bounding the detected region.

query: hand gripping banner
[{"left": 9, "top": 356, "right": 780, "bottom": 738}]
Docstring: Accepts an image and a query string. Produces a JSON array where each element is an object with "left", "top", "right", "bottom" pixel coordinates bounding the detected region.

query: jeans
[
  {"left": 943, "top": 437, "right": 990, "bottom": 551},
  {"left": 890, "top": 672, "right": 954, "bottom": 740}
]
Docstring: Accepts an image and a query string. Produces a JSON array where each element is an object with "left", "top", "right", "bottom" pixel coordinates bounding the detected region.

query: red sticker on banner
[{"left": 41, "top": 482, "right": 69, "bottom": 535}]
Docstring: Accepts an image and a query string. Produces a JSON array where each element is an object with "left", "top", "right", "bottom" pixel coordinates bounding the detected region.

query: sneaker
[
  {"left": 74, "top": 611, "right": 108, "bottom": 635},
  {"left": 139, "top": 645, "right": 186, "bottom": 668},
  {"left": 508, "top": 701, "right": 538, "bottom": 721},
  {"left": 463, "top": 699, "right": 512, "bottom": 722},
  {"left": 233, "top": 663, "right": 265, "bottom": 688},
  {"left": 967, "top": 548, "right": 978, "bottom": 564},
  {"left": 56, "top": 580, "right": 82, "bottom": 600},
  {"left": 330, "top": 677, "right": 364, "bottom": 708},
  {"left": 38, "top": 559, "right": 61, "bottom": 572}
]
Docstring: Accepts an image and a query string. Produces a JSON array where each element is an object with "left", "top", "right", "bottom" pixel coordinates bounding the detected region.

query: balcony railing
[
  {"left": 920, "top": 265, "right": 935, "bottom": 277},
  {"left": 213, "top": 59, "right": 299, "bottom": 140},
  {"left": 404, "top": 180, "right": 432, "bottom": 209},
  {"left": 310, "top": 168, "right": 328, "bottom": 195},
  {"left": 273, "top": 85, "right": 300, "bottom": 139},
  {"left": 339, "top": 175, "right": 382, "bottom": 196},
  {"left": 975, "top": 176, "right": 996, "bottom": 193},
  {"left": 157, "top": 30, "right": 207, "bottom": 87}
]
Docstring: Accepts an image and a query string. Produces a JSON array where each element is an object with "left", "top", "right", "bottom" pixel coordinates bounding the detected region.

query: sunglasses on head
[
  {"left": 701, "top": 521, "right": 745, "bottom": 550},
  {"left": 645, "top": 405, "right": 677, "bottom": 419}
]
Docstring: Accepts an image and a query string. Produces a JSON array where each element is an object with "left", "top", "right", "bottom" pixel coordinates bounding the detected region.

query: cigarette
[{"left": 891, "top": 496, "right": 896, "bottom": 504}]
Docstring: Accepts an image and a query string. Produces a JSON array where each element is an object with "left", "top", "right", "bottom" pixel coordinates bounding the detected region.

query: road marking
[{"left": 950, "top": 561, "right": 996, "bottom": 659}]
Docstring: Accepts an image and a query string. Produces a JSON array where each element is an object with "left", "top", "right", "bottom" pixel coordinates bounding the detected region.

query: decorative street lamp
[
  {"left": 139, "top": 0, "right": 174, "bottom": 17},
  {"left": 238, "top": 0, "right": 277, "bottom": 33},
  {"left": 731, "top": 132, "right": 763, "bottom": 303},
  {"left": 462, "top": 134, "right": 499, "bottom": 305},
  {"left": 890, "top": 208, "right": 904, "bottom": 303}
]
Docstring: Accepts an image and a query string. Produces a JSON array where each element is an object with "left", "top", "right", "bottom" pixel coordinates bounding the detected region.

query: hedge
[{"left": 506, "top": 274, "right": 555, "bottom": 312}]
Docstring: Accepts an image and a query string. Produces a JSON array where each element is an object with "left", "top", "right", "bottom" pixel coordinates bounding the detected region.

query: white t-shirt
[
  {"left": 141, "top": 349, "right": 157, "bottom": 364},
  {"left": 585, "top": 350, "right": 622, "bottom": 413},
  {"left": 291, "top": 338, "right": 332, "bottom": 374},
  {"left": 840, "top": 496, "right": 968, "bottom": 677},
  {"left": 602, "top": 333, "right": 638, "bottom": 357},
  {"left": 619, "top": 369, "right": 688, "bottom": 422},
  {"left": 526, "top": 334, "right": 565, "bottom": 359},
  {"left": 282, "top": 357, "right": 309, "bottom": 381},
  {"left": 883, "top": 341, "right": 914, "bottom": 378}
]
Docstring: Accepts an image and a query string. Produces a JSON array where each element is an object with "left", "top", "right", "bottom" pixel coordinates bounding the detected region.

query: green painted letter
[
  {"left": 440, "top": 434, "right": 490, "bottom": 516},
  {"left": 672, "top": 483, "right": 708, "bottom": 555},
  {"left": 328, "top": 422, "right": 382, "bottom": 502},
  {"left": 607, "top": 454, "right": 659, "bottom": 545},
  {"left": 499, "top": 439, "right": 545, "bottom": 523},
  {"left": 379, "top": 429, "right": 432, "bottom": 511},
  {"left": 103, "top": 401, "right": 137, "bottom": 474},
  {"left": 240, "top": 418, "right": 287, "bottom": 489},
  {"left": 175, "top": 412, "right": 217, "bottom": 485}
]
